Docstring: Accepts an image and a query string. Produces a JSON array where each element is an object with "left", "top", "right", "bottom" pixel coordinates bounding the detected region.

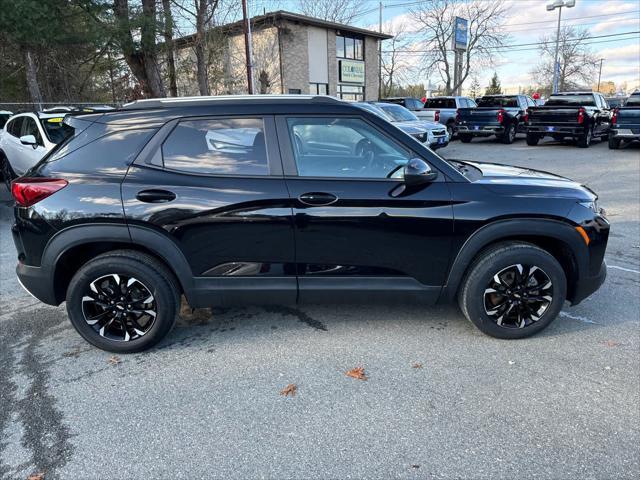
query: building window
[
  {"left": 309, "top": 83, "right": 328, "bottom": 95},
  {"left": 336, "top": 33, "right": 364, "bottom": 60},
  {"left": 337, "top": 84, "right": 364, "bottom": 101},
  {"left": 288, "top": 88, "right": 302, "bottom": 94}
]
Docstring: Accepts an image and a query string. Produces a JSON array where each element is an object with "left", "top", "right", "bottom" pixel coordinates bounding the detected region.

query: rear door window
[{"left": 162, "top": 118, "right": 269, "bottom": 176}]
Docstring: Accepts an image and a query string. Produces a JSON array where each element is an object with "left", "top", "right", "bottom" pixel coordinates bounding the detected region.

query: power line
[{"left": 382, "top": 31, "right": 640, "bottom": 53}]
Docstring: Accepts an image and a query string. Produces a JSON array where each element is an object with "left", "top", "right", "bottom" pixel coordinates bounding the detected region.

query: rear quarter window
[
  {"left": 40, "top": 128, "right": 156, "bottom": 174},
  {"left": 424, "top": 98, "right": 455, "bottom": 109}
]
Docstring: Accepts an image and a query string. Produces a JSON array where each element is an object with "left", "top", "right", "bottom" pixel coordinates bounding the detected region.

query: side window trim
[
  {"left": 274, "top": 114, "right": 437, "bottom": 181},
  {"left": 134, "top": 115, "right": 283, "bottom": 177}
]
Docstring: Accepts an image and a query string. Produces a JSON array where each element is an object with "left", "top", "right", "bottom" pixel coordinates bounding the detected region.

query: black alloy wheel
[
  {"left": 82, "top": 273, "right": 157, "bottom": 341},
  {"left": 483, "top": 264, "right": 553, "bottom": 329}
]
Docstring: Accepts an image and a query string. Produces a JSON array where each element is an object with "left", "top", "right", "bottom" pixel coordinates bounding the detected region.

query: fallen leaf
[
  {"left": 27, "top": 473, "right": 45, "bottom": 480},
  {"left": 603, "top": 340, "right": 621, "bottom": 347},
  {"left": 108, "top": 355, "right": 121, "bottom": 365},
  {"left": 280, "top": 384, "right": 297, "bottom": 397},
  {"left": 346, "top": 366, "right": 367, "bottom": 381},
  {"left": 410, "top": 464, "right": 420, "bottom": 469},
  {"left": 412, "top": 363, "right": 423, "bottom": 369}
]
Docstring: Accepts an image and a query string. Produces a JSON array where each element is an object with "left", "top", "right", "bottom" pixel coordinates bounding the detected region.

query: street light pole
[
  {"left": 242, "top": 0, "right": 254, "bottom": 94},
  {"left": 547, "top": 0, "right": 575, "bottom": 94}
]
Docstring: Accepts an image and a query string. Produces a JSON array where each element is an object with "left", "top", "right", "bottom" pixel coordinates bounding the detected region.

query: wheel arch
[
  {"left": 44, "top": 224, "right": 194, "bottom": 304},
  {"left": 441, "top": 219, "right": 588, "bottom": 304}
]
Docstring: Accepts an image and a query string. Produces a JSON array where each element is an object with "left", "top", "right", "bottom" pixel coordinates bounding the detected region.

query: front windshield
[
  {"left": 355, "top": 102, "right": 393, "bottom": 121},
  {"left": 625, "top": 96, "right": 640, "bottom": 106},
  {"left": 377, "top": 103, "right": 419, "bottom": 122},
  {"left": 41, "top": 116, "right": 75, "bottom": 144}
]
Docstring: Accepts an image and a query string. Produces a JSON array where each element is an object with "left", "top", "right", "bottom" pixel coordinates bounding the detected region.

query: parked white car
[{"left": 0, "top": 112, "right": 73, "bottom": 178}]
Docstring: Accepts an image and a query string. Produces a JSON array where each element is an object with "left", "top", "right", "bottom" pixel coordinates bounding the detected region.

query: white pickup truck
[{"left": 419, "top": 96, "right": 478, "bottom": 138}]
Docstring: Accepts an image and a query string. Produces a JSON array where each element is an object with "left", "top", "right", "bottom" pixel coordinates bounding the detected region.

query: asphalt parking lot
[{"left": 1, "top": 135, "right": 638, "bottom": 479}]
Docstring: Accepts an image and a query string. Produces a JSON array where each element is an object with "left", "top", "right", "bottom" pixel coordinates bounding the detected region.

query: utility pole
[
  {"left": 547, "top": 0, "right": 575, "bottom": 94},
  {"left": 242, "top": 0, "right": 254, "bottom": 94},
  {"left": 378, "top": 1, "right": 383, "bottom": 100},
  {"left": 597, "top": 58, "right": 604, "bottom": 92}
]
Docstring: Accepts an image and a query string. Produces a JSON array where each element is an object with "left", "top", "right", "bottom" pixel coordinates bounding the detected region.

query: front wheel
[
  {"left": 458, "top": 242, "right": 566, "bottom": 339},
  {"left": 526, "top": 133, "right": 540, "bottom": 146},
  {"left": 459, "top": 134, "right": 473, "bottom": 143},
  {"left": 66, "top": 250, "right": 181, "bottom": 353}
]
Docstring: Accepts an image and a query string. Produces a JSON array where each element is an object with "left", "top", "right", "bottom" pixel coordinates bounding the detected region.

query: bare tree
[
  {"left": 410, "top": 0, "right": 510, "bottom": 95},
  {"left": 531, "top": 26, "right": 598, "bottom": 92},
  {"left": 296, "top": 0, "right": 367, "bottom": 24},
  {"left": 162, "top": 0, "right": 178, "bottom": 97},
  {"left": 380, "top": 21, "right": 415, "bottom": 98},
  {"left": 172, "top": 0, "right": 220, "bottom": 96},
  {"left": 113, "top": 0, "right": 166, "bottom": 97}
]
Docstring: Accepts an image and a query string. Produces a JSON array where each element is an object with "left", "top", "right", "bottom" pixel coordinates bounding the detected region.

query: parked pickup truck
[
  {"left": 525, "top": 91, "right": 611, "bottom": 148},
  {"left": 456, "top": 94, "right": 534, "bottom": 144},
  {"left": 420, "top": 96, "right": 477, "bottom": 138},
  {"left": 608, "top": 93, "right": 640, "bottom": 149}
]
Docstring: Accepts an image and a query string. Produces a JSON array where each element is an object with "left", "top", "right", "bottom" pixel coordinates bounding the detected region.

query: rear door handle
[
  {"left": 298, "top": 192, "right": 338, "bottom": 206},
  {"left": 136, "top": 189, "right": 176, "bottom": 203}
]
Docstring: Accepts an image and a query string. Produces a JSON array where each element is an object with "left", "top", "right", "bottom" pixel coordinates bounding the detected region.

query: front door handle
[
  {"left": 298, "top": 192, "right": 338, "bottom": 206},
  {"left": 136, "top": 189, "right": 176, "bottom": 203}
]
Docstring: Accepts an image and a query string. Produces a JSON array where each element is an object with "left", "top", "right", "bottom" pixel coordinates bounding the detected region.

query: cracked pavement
[{"left": 1, "top": 137, "right": 638, "bottom": 479}]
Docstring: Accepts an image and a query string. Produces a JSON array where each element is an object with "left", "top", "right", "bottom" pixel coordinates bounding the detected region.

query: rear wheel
[
  {"left": 459, "top": 134, "right": 473, "bottom": 143},
  {"left": 446, "top": 122, "right": 455, "bottom": 139},
  {"left": 577, "top": 126, "right": 593, "bottom": 148},
  {"left": 608, "top": 135, "right": 621, "bottom": 150},
  {"left": 66, "top": 250, "right": 180, "bottom": 353},
  {"left": 501, "top": 123, "right": 516, "bottom": 144},
  {"left": 526, "top": 133, "right": 541, "bottom": 146},
  {"left": 458, "top": 242, "right": 566, "bottom": 339}
]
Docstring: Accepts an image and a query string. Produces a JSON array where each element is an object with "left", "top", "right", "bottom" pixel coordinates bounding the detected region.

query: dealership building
[{"left": 174, "top": 11, "right": 392, "bottom": 101}]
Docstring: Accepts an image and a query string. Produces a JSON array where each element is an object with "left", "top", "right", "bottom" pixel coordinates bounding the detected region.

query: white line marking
[
  {"left": 608, "top": 265, "right": 640, "bottom": 274},
  {"left": 560, "top": 311, "right": 598, "bottom": 324}
]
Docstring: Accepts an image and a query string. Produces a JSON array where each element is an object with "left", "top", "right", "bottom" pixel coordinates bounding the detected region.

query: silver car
[{"left": 374, "top": 102, "right": 449, "bottom": 150}]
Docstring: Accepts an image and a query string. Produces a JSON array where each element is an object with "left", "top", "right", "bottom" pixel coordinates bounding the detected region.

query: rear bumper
[
  {"left": 16, "top": 262, "right": 58, "bottom": 305},
  {"left": 527, "top": 125, "right": 585, "bottom": 136},
  {"left": 570, "top": 260, "right": 607, "bottom": 305},
  {"left": 610, "top": 128, "right": 640, "bottom": 139},
  {"left": 457, "top": 125, "right": 504, "bottom": 136}
]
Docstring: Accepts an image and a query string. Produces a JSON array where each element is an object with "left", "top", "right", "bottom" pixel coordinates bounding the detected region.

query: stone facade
[
  {"left": 364, "top": 36, "right": 380, "bottom": 101},
  {"left": 279, "top": 21, "right": 310, "bottom": 94}
]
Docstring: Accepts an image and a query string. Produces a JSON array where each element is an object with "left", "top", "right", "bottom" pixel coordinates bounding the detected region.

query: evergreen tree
[{"left": 485, "top": 72, "right": 502, "bottom": 95}]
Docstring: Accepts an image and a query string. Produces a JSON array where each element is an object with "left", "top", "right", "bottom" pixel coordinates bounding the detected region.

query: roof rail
[{"left": 121, "top": 94, "right": 343, "bottom": 110}]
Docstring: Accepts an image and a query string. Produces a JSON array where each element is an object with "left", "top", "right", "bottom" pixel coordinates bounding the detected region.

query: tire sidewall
[
  {"left": 463, "top": 247, "right": 567, "bottom": 339},
  {"left": 66, "top": 256, "right": 179, "bottom": 353}
]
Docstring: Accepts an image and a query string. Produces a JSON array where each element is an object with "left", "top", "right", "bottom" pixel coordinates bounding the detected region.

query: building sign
[
  {"left": 339, "top": 60, "right": 365, "bottom": 84},
  {"left": 453, "top": 17, "right": 468, "bottom": 51}
]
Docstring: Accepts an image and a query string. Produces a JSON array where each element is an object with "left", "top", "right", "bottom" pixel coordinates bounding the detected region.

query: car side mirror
[
  {"left": 403, "top": 158, "right": 438, "bottom": 186},
  {"left": 19, "top": 135, "right": 37, "bottom": 148}
]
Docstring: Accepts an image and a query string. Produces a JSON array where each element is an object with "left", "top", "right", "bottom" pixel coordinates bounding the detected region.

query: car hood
[
  {"left": 394, "top": 122, "right": 427, "bottom": 134},
  {"left": 395, "top": 120, "right": 443, "bottom": 133},
  {"left": 463, "top": 161, "right": 596, "bottom": 201}
]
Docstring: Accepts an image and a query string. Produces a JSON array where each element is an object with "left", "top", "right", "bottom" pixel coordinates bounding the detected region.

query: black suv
[{"left": 10, "top": 96, "right": 609, "bottom": 352}]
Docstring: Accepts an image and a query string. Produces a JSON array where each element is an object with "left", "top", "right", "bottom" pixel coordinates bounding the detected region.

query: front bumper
[{"left": 571, "top": 260, "right": 607, "bottom": 305}]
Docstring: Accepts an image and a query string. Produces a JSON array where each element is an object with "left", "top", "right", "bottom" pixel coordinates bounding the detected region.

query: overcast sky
[{"left": 249, "top": 0, "right": 640, "bottom": 92}]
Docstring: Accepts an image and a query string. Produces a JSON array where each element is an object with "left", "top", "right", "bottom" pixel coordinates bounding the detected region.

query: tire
[
  {"left": 501, "top": 123, "right": 516, "bottom": 144},
  {"left": 458, "top": 242, "right": 566, "bottom": 339},
  {"left": 608, "top": 135, "right": 621, "bottom": 150},
  {"left": 66, "top": 250, "right": 181, "bottom": 353},
  {"left": 446, "top": 122, "right": 455, "bottom": 140},
  {"left": 459, "top": 134, "right": 472, "bottom": 143},
  {"left": 526, "top": 133, "right": 540, "bottom": 146},
  {"left": 577, "top": 127, "right": 593, "bottom": 148}
]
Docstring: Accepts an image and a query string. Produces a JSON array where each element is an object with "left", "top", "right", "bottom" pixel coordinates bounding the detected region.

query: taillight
[
  {"left": 577, "top": 107, "right": 586, "bottom": 125},
  {"left": 497, "top": 109, "right": 505, "bottom": 124},
  {"left": 11, "top": 178, "right": 68, "bottom": 207},
  {"left": 455, "top": 109, "right": 460, "bottom": 122},
  {"left": 524, "top": 109, "right": 529, "bottom": 124},
  {"left": 611, "top": 108, "right": 618, "bottom": 125},
  {"left": 434, "top": 110, "right": 440, "bottom": 122}
]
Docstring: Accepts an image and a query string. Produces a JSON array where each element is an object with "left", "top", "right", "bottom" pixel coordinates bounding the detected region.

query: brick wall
[
  {"left": 279, "top": 21, "right": 310, "bottom": 93},
  {"left": 327, "top": 30, "right": 338, "bottom": 97},
  {"left": 364, "top": 37, "right": 380, "bottom": 101}
]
